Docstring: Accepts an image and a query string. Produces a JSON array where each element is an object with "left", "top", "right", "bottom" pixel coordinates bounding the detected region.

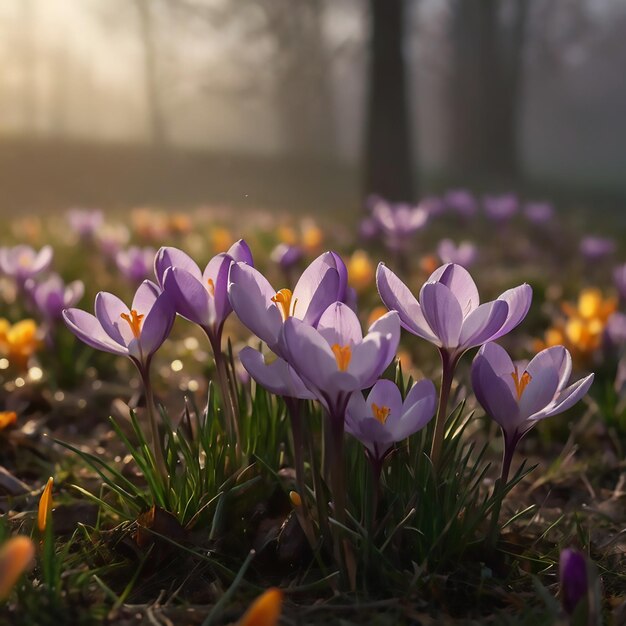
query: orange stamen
[
  {"left": 511, "top": 367, "right": 532, "bottom": 400},
  {"left": 371, "top": 403, "right": 391, "bottom": 424},
  {"left": 207, "top": 278, "right": 215, "bottom": 296},
  {"left": 331, "top": 344, "right": 352, "bottom": 371},
  {"left": 120, "top": 310, "right": 145, "bottom": 338},
  {"left": 271, "top": 288, "right": 296, "bottom": 321}
]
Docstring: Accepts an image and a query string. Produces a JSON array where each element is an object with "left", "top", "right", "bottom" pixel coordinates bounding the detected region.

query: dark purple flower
[
  {"left": 358, "top": 217, "right": 381, "bottom": 241},
  {"left": 67, "top": 208, "right": 103, "bottom": 239},
  {"left": 418, "top": 196, "right": 446, "bottom": 218},
  {"left": 282, "top": 302, "right": 400, "bottom": 417},
  {"left": 27, "top": 273, "right": 84, "bottom": 321},
  {"left": 270, "top": 243, "right": 303, "bottom": 271},
  {"left": 559, "top": 548, "right": 588, "bottom": 615},
  {"left": 228, "top": 251, "right": 347, "bottom": 356},
  {"left": 444, "top": 189, "right": 477, "bottom": 217},
  {"left": 155, "top": 239, "right": 253, "bottom": 347},
  {"left": 63, "top": 280, "right": 174, "bottom": 368},
  {"left": 0, "top": 245, "right": 53, "bottom": 284},
  {"left": 580, "top": 236, "right": 615, "bottom": 261},
  {"left": 345, "top": 378, "right": 436, "bottom": 462},
  {"left": 116, "top": 246, "right": 156, "bottom": 284},
  {"left": 437, "top": 239, "right": 477, "bottom": 268},
  {"left": 377, "top": 263, "right": 531, "bottom": 359},
  {"left": 606, "top": 312, "right": 626, "bottom": 345},
  {"left": 483, "top": 194, "right": 519, "bottom": 222},
  {"left": 524, "top": 201, "right": 554, "bottom": 224}
]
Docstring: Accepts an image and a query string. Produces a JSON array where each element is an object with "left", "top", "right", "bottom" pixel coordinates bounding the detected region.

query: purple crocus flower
[
  {"left": 524, "top": 201, "right": 554, "bottom": 224},
  {"left": 372, "top": 199, "right": 429, "bottom": 251},
  {"left": 96, "top": 224, "right": 131, "bottom": 260},
  {"left": 27, "top": 273, "right": 84, "bottom": 321},
  {"left": 613, "top": 263, "right": 626, "bottom": 301},
  {"left": 437, "top": 239, "right": 477, "bottom": 268},
  {"left": 559, "top": 548, "right": 588, "bottom": 616},
  {"left": 580, "top": 236, "right": 615, "bottom": 261},
  {"left": 282, "top": 302, "right": 400, "bottom": 418},
  {"left": 472, "top": 342, "right": 593, "bottom": 481},
  {"left": 444, "top": 189, "right": 477, "bottom": 218},
  {"left": 0, "top": 245, "right": 53, "bottom": 285},
  {"left": 228, "top": 251, "right": 347, "bottom": 357},
  {"left": 377, "top": 262, "right": 532, "bottom": 467},
  {"left": 377, "top": 263, "right": 531, "bottom": 360},
  {"left": 67, "top": 208, "right": 103, "bottom": 239},
  {"left": 483, "top": 193, "right": 518, "bottom": 222},
  {"left": 346, "top": 378, "right": 436, "bottom": 464},
  {"left": 155, "top": 239, "right": 253, "bottom": 350},
  {"left": 62, "top": 280, "right": 174, "bottom": 369},
  {"left": 270, "top": 243, "right": 303, "bottom": 271},
  {"left": 116, "top": 246, "right": 156, "bottom": 284},
  {"left": 418, "top": 196, "right": 446, "bottom": 218},
  {"left": 358, "top": 217, "right": 381, "bottom": 241}
]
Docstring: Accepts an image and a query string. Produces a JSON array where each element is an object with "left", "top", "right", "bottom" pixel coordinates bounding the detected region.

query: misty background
[{"left": 1, "top": 0, "right": 625, "bottom": 214}]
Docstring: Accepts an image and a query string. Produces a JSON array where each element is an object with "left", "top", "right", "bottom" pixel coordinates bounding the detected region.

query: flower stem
[
  {"left": 487, "top": 432, "right": 517, "bottom": 552},
  {"left": 209, "top": 331, "right": 242, "bottom": 460},
  {"left": 138, "top": 362, "right": 168, "bottom": 487},
  {"left": 430, "top": 350, "right": 457, "bottom": 469}
]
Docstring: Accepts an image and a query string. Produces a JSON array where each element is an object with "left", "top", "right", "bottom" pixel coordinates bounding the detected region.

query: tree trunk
[
  {"left": 448, "top": 0, "right": 530, "bottom": 183},
  {"left": 364, "top": 0, "right": 415, "bottom": 202},
  {"left": 135, "top": 0, "right": 168, "bottom": 147}
]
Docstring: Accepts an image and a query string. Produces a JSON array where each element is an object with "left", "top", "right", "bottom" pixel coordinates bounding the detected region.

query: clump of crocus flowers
[{"left": 59, "top": 238, "right": 594, "bottom": 589}]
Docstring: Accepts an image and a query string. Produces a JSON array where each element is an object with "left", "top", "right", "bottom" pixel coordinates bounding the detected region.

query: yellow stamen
[
  {"left": 38, "top": 477, "right": 53, "bottom": 533},
  {"left": 207, "top": 278, "right": 215, "bottom": 297},
  {"left": 120, "top": 309, "right": 145, "bottom": 338},
  {"left": 331, "top": 344, "right": 352, "bottom": 372},
  {"left": 371, "top": 403, "right": 391, "bottom": 424},
  {"left": 511, "top": 367, "right": 532, "bottom": 400},
  {"left": 271, "top": 289, "right": 297, "bottom": 321}
]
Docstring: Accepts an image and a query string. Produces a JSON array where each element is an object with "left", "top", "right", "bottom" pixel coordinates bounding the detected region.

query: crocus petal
[
  {"left": 317, "top": 302, "right": 362, "bottom": 347},
  {"left": 354, "top": 418, "right": 394, "bottom": 457},
  {"left": 472, "top": 351, "right": 520, "bottom": 432},
  {"left": 137, "top": 291, "right": 174, "bottom": 357},
  {"left": 154, "top": 247, "right": 201, "bottom": 286},
  {"left": 477, "top": 342, "right": 517, "bottom": 397},
  {"left": 428, "top": 263, "right": 479, "bottom": 315},
  {"left": 518, "top": 366, "right": 560, "bottom": 419},
  {"left": 492, "top": 284, "right": 532, "bottom": 338},
  {"left": 64, "top": 280, "right": 85, "bottom": 307},
  {"left": 95, "top": 292, "right": 134, "bottom": 345},
  {"left": 240, "top": 347, "right": 314, "bottom": 399},
  {"left": 283, "top": 317, "right": 337, "bottom": 392},
  {"left": 368, "top": 311, "right": 401, "bottom": 367},
  {"left": 228, "top": 262, "right": 283, "bottom": 348},
  {"left": 376, "top": 263, "right": 438, "bottom": 342},
  {"left": 203, "top": 253, "right": 233, "bottom": 326},
  {"left": 63, "top": 308, "right": 128, "bottom": 355},
  {"left": 227, "top": 239, "right": 254, "bottom": 265},
  {"left": 419, "top": 282, "right": 463, "bottom": 348},
  {"left": 459, "top": 300, "right": 509, "bottom": 349},
  {"left": 391, "top": 388, "right": 437, "bottom": 440},
  {"left": 32, "top": 246, "right": 53, "bottom": 274},
  {"left": 292, "top": 252, "right": 341, "bottom": 323},
  {"left": 164, "top": 267, "right": 211, "bottom": 327},
  {"left": 532, "top": 374, "right": 594, "bottom": 421},
  {"left": 349, "top": 333, "right": 388, "bottom": 388},
  {"left": 365, "top": 379, "right": 403, "bottom": 422},
  {"left": 132, "top": 280, "right": 161, "bottom": 314}
]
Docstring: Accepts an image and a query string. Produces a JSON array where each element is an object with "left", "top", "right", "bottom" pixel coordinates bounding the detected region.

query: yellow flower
[
  {"left": 38, "top": 477, "right": 54, "bottom": 533},
  {"left": 238, "top": 588, "right": 283, "bottom": 626},
  {"left": 168, "top": 213, "right": 192, "bottom": 235},
  {"left": 0, "top": 412, "right": 17, "bottom": 431},
  {"left": 0, "top": 536, "right": 35, "bottom": 601},
  {"left": 348, "top": 250, "right": 375, "bottom": 293},
  {"left": 301, "top": 221, "right": 323, "bottom": 254},
  {"left": 0, "top": 319, "right": 40, "bottom": 371},
  {"left": 211, "top": 227, "right": 233, "bottom": 253},
  {"left": 277, "top": 225, "right": 298, "bottom": 246}
]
